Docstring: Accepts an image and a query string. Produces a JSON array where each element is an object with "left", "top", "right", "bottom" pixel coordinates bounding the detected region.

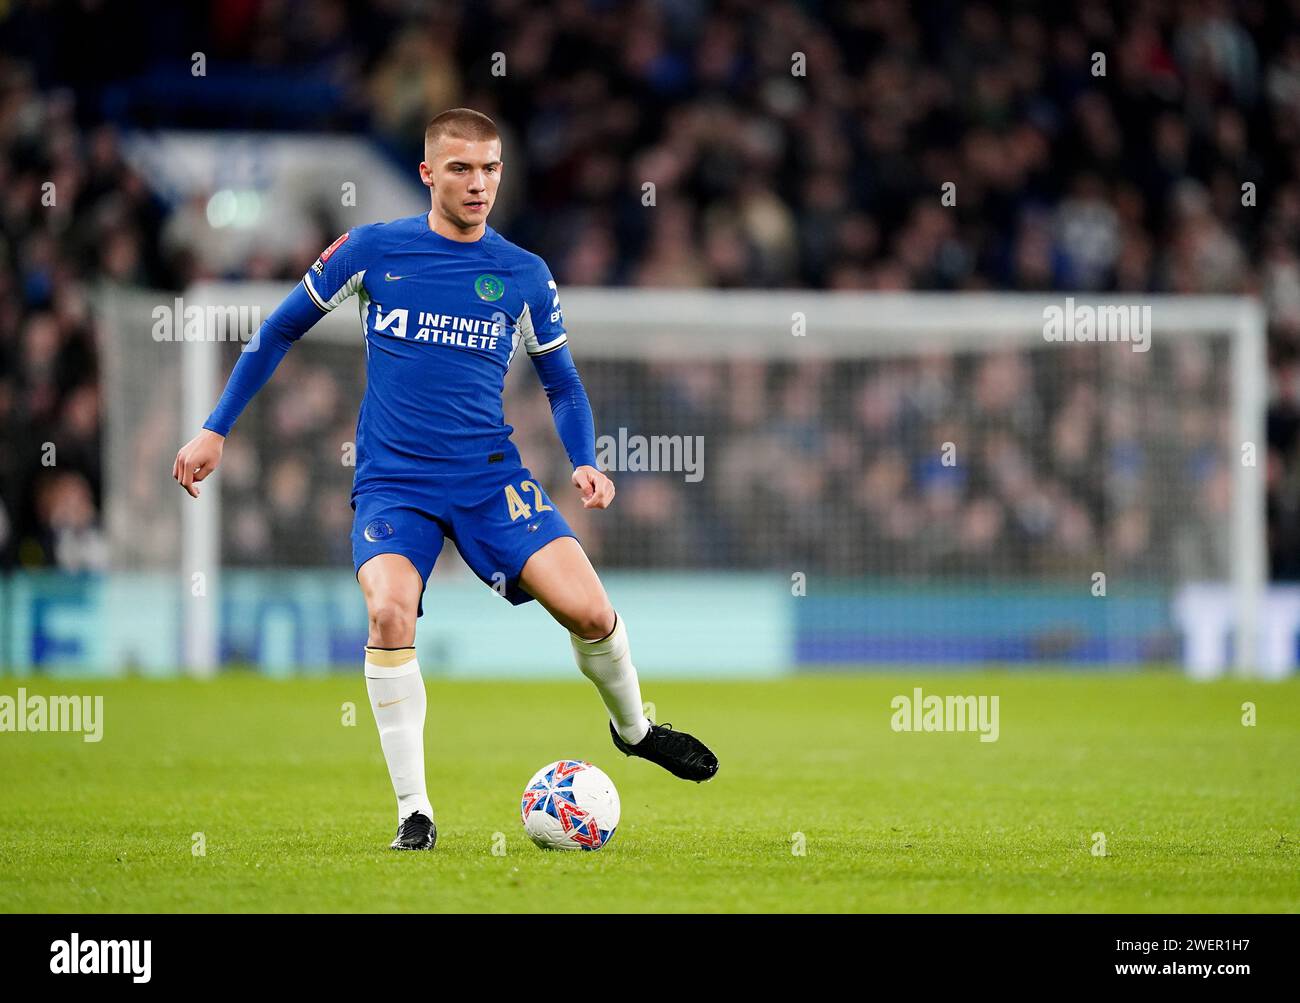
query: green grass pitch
[{"left": 1, "top": 672, "right": 1297, "bottom": 912}]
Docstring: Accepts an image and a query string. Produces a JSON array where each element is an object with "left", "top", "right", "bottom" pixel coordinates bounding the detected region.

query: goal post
[{"left": 145, "top": 284, "right": 1266, "bottom": 676}]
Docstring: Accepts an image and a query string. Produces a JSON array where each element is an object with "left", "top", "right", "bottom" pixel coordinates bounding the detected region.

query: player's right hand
[{"left": 173, "top": 429, "right": 225, "bottom": 498}]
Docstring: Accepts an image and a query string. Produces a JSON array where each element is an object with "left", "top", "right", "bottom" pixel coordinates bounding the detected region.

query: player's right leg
[
  {"left": 352, "top": 499, "right": 445, "bottom": 850},
  {"left": 358, "top": 555, "right": 435, "bottom": 849}
]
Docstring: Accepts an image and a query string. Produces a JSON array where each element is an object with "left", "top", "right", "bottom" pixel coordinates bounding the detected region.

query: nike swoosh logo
[
  {"left": 376, "top": 696, "right": 409, "bottom": 708},
  {"left": 384, "top": 272, "right": 406, "bottom": 281}
]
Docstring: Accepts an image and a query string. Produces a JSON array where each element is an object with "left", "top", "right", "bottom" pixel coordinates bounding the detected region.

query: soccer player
[{"left": 172, "top": 108, "right": 719, "bottom": 850}]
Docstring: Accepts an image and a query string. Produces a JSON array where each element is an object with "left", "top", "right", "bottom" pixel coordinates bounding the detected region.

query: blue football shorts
[{"left": 350, "top": 445, "right": 577, "bottom": 615}]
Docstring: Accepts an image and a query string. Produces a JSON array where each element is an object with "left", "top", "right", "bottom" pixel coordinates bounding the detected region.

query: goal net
[{"left": 98, "top": 285, "right": 1266, "bottom": 675}]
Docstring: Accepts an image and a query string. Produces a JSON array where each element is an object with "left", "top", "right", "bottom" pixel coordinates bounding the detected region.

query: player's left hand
[{"left": 572, "top": 465, "right": 615, "bottom": 509}]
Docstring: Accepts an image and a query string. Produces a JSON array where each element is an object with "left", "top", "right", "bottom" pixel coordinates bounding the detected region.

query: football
[{"left": 520, "top": 759, "right": 620, "bottom": 851}]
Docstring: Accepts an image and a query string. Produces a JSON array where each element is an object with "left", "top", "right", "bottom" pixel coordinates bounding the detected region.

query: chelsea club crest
[{"left": 474, "top": 274, "right": 505, "bottom": 301}]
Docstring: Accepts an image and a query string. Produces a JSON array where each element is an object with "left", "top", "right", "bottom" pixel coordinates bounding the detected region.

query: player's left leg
[
  {"left": 450, "top": 462, "right": 719, "bottom": 781},
  {"left": 517, "top": 536, "right": 645, "bottom": 740},
  {"left": 518, "top": 537, "right": 720, "bottom": 782}
]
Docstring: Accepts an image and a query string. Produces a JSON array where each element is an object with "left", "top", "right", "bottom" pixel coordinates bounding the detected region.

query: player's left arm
[
  {"left": 531, "top": 344, "right": 612, "bottom": 509},
  {"left": 522, "top": 259, "right": 613, "bottom": 510}
]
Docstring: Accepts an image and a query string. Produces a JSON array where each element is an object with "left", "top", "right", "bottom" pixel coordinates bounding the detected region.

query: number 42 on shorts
[{"left": 504, "top": 480, "right": 553, "bottom": 521}]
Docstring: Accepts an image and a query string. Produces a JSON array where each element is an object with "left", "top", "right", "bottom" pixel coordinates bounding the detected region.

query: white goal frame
[{"left": 181, "top": 285, "right": 1267, "bottom": 677}]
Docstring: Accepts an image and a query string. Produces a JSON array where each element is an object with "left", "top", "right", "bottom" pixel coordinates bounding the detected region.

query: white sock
[
  {"left": 364, "top": 646, "right": 433, "bottom": 824},
  {"left": 570, "top": 612, "right": 651, "bottom": 745}
]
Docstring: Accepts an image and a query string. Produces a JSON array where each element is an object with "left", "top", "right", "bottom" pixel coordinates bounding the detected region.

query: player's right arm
[{"left": 173, "top": 230, "right": 365, "bottom": 497}]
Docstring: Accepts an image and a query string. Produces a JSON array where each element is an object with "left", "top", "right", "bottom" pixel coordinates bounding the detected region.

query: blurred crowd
[
  {"left": 1, "top": 0, "right": 1298, "bottom": 578},
  {"left": 208, "top": 340, "right": 1231, "bottom": 579}
]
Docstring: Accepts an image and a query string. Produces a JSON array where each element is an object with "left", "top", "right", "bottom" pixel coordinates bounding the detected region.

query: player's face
[{"left": 420, "top": 136, "right": 502, "bottom": 233}]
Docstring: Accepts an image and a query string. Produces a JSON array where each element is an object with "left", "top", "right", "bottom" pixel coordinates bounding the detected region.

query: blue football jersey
[{"left": 302, "top": 214, "right": 569, "bottom": 494}]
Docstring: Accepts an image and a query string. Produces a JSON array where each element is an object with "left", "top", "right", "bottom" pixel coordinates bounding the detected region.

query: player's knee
[
  {"left": 571, "top": 602, "right": 616, "bottom": 641},
  {"left": 367, "top": 597, "right": 416, "bottom": 645}
]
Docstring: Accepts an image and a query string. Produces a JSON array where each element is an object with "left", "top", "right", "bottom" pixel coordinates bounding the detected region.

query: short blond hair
[{"left": 424, "top": 108, "right": 500, "bottom": 159}]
